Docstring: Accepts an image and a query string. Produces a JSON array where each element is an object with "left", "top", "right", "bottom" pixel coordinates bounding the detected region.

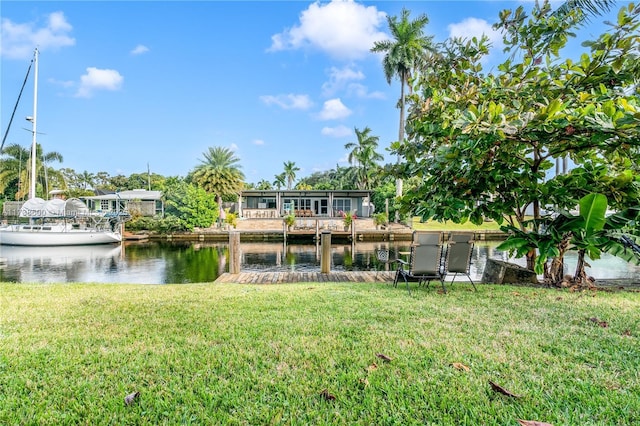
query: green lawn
[
  {"left": 1, "top": 282, "right": 639, "bottom": 425},
  {"left": 412, "top": 217, "right": 504, "bottom": 232}
]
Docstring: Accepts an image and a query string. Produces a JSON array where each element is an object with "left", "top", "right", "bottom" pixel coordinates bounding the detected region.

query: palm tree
[
  {"left": 256, "top": 179, "right": 273, "bottom": 190},
  {"left": 282, "top": 161, "right": 300, "bottom": 190},
  {"left": 344, "top": 127, "right": 384, "bottom": 190},
  {"left": 371, "top": 8, "right": 433, "bottom": 221},
  {"left": 78, "top": 170, "right": 96, "bottom": 191},
  {"left": 0, "top": 142, "right": 64, "bottom": 200},
  {"left": 553, "top": 0, "right": 616, "bottom": 23},
  {"left": 273, "top": 173, "right": 286, "bottom": 190},
  {"left": 190, "top": 146, "right": 244, "bottom": 206}
]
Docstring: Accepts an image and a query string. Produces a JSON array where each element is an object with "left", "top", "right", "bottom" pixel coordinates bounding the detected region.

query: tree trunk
[
  {"left": 574, "top": 249, "right": 588, "bottom": 286},
  {"left": 395, "top": 70, "right": 406, "bottom": 223},
  {"left": 546, "top": 234, "right": 569, "bottom": 285}
]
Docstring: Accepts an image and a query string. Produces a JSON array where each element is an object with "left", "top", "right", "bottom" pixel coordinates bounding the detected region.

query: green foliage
[
  {"left": 373, "top": 212, "right": 388, "bottom": 226},
  {"left": 189, "top": 146, "right": 244, "bottom": 203},
  {"left": 164, "top": 179, "right": 218, "bottom": 231},
  {"left": 224, "top": 210, "right": 238, "bottom": 228},
  {"left": 398, "top": 2, "right": 640, "bottom": 269},
  {"left": 283, "top": 214, "right": 295, "bottom": 227},
  {"left": 499, "top": 193, "right": 640, "bottom": 280},
  {"left": 344, "top": 127, "right": 384, "bottom": 190},
  {"left": 125, "top": 215, "right": 186, "bottom": 233},
  {"left": 342, "top": 211, "right": 356, "bottom": 227}
]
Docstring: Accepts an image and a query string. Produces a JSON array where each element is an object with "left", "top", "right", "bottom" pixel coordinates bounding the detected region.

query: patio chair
[
  {"left": 444, "top": 232, "right": 477, "bottom": 291},
  {"left": 374, "top": 248, "right": 397, "bottom": 281},
  {"left": 394, "top": 237, "right": 446, "bottom": 295},
  {"left": 414, "top": 230, "right": 444, "bottom": 246}
]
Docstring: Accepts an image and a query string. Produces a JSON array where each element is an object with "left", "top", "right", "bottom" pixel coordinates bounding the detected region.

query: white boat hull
[{"left": 0, "top": 224, "right": 121, "bottom": 246}]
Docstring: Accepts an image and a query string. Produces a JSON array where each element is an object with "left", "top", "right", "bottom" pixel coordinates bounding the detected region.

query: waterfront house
[
  {"left": 83, "top": 189, "right": 164, "bottom": 217},
  {"left": 240, "top": 190, "right": 373, "bottom": 219}
]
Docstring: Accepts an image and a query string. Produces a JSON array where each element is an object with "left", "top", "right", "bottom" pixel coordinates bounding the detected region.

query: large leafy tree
[
  {"left": 396, "top": 1, "right": 640, "bottom": 271},
  {"left": 163, "top": 178, "right": 218, "bottom": 231},
  {"left": 0, "top": 142, "right": 64, "bottom": 200},
  {"left": 189, "top": 146, "right": 244, "bottom": 205},
  {"left": 371, "top": 8, "right": 434, "bottom": 221},
  {"left": 282, "top": 161, "right": 300, "bottom": 190},
  {"left": 344, "top": 127, "right": 384, "bottom": 190}
]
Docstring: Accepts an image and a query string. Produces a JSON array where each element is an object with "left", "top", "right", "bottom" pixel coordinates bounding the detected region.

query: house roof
[{"left": 84, "top": 189, "right": 163, "bottom": 201}]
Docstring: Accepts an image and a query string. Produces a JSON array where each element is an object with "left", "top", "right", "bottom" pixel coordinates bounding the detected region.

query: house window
[
  {"left": 100, "top": 200, "right": 110, "bottom": 211},
  {"left": 260, "top": 198, "right": 276, "bottom": 209},
  {"left": 332, "top": 199, "right": 352, "bottom": 215}
]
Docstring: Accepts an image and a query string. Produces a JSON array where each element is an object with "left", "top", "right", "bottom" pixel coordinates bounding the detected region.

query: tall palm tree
[
  {"left": 371, "top": 8, "right": 433, "bottom": 220},
  {"left": 282, "top": 161, "right": 300, "bottom": 190},
  {"left": 0, "top": 142, "right": 64, "bottom": 200},
  {"left": 190, "top": 146, "right": 244, "bottom": 205},
  {"left": 344, "top": 127, "right": 384, "bottom": 190}
]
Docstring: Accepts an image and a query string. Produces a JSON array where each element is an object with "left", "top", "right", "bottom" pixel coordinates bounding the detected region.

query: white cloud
[
  {"left": 268, "top": 0, "right": 387, "bottom": 60},
  {"left": 322, "top": 65, "right": 364, "bottom": 96},
  {"left": 317, "top": 98, "right": 352, "bottom": 120},
  {"left": 229, "top": 143, "right": 239, "bottom": 151},
  {"left": 131, "top": 44, "right": 149, "bottom": 55},
  {"left": 260, "top": 94, "right": 313, "bottom": 110},
  {"left": 253, "top": 139, "right": 265, "bottom": 146},
  {"left": 447, "top": 17, "right": 503, "bottom": 49},
  {"left": 321, "top": 125, "right": 352, "bottom": 138},
  {"left": 75, "top": 67, "right": 124, "bottom": 98},
  {"left": 1, "top": 12, "right": 75, "bottom": 59}
]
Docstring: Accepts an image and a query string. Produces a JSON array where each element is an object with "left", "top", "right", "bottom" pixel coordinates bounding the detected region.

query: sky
[{"left": 0, "top": 0, "right": 620, "bottom": 185}]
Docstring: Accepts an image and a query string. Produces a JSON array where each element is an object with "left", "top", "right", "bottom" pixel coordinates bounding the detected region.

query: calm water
[{"left": 0, "top": 240, "right": 638, "bottom": 284}]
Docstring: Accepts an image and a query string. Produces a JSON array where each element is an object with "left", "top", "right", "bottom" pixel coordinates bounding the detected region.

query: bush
[
  {"left": 224, "top": 211, "right": 238, "bottom": 228},
  {"left": 373, "top": 212, "right": 388, "bottom": 227},
  {"left": 284, "top": 214, "right": 296, "bottom": 227}
]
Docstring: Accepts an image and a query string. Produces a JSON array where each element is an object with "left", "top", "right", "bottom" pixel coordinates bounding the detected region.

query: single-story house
[
  {"left": 83, "top": 189, "right": 164, "bottom": 217},
  {"left": 240, "top": 190, "right": 373, "bottom": 218}
]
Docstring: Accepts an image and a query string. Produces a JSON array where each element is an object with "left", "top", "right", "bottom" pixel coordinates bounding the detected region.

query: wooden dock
[{"left": 214, "top": 271, "right": 396, "bottom": 284}]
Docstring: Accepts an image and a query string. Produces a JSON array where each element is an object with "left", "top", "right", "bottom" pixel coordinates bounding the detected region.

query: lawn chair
[
  {"left": 394, "top": 232, "right": 446, "bottom": 294},
  {"left": 414, "top": 231, "right": 444, "bottom": 246},
  {"left": 444, "top": 232, "right": 477, "bottom": 291},
  {"left": 374, "top": 248, "right": 397, "bottom": 281}
]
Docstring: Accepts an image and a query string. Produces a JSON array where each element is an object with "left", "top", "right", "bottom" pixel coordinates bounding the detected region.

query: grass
[
  {"left": 412, "top": 217, "right": 504, "bottom": 232},
  {"left": 1, "top": 282, "right": 639, "bottom": 425}
]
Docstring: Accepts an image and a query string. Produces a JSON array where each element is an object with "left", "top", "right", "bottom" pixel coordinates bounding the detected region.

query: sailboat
[{"left": 0, "top": 48, "right": 125, "bottom": 246}]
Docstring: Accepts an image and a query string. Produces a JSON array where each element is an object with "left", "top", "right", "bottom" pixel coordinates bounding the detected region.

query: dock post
[
  {"left": 321, "top": 230, "right": 331, "bottom": 273},
  {"left": 229, "top": 231, "right": 241, "bottom": 274}
]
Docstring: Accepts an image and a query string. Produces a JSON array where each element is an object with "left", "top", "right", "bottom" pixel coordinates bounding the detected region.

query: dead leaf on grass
[
  {"left": 319, "top": 388, "right": 336, "bottom": 401},
  {"left": 359, "top": 377, "right": 370, "bottom": 388},
  {"left": 124, "top": 391, "right": 140, "bottom": 405},
  {"left": 376, "top": 353, "right": 392, "bottom": 362},
  {"left": 588, "top": 317, "right": 608, "bottom": 327},
  {"left": 451, "top": 362, "right": 470, "bottom": 372},
  {"left": 489, "top": 381, "right": 521, "bottom": 398},
  {"left": 517, "top": 420, "right": 553, "bottom": 426},
  {"left": 366, "top": 363, "right": 378, "bottom": 372},
  {"left": 622, "top": 329, "right": 632, "bottom": 337}
]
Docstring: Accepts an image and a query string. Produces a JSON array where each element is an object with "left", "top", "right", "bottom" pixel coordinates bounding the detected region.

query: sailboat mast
[{"left": 28, "top": 48, "right": 39, "bottom": 200}]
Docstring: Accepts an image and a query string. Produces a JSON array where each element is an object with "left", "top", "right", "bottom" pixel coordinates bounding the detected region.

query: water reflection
[{"left": 0, "top": 240, "right": 637, "bottom": 284}]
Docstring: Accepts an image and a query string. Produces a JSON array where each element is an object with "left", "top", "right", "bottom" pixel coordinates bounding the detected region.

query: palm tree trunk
[{"left": 395, "top": 70, "right": 406, "bottom": 223}]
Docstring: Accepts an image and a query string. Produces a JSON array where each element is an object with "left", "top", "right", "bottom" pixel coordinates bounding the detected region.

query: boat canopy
[{"left": 19, "top": 197, "right": 91, "bottom": 218}]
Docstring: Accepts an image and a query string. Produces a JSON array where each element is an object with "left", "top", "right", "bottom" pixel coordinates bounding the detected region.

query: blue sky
[{"left": 1, "top": 1, "right": 618, "bottom": 185}]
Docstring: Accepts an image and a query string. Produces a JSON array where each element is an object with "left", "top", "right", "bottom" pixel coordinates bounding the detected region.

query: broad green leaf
[{"left": 579, "top": 193, "right": 607, "bottom": 233}]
